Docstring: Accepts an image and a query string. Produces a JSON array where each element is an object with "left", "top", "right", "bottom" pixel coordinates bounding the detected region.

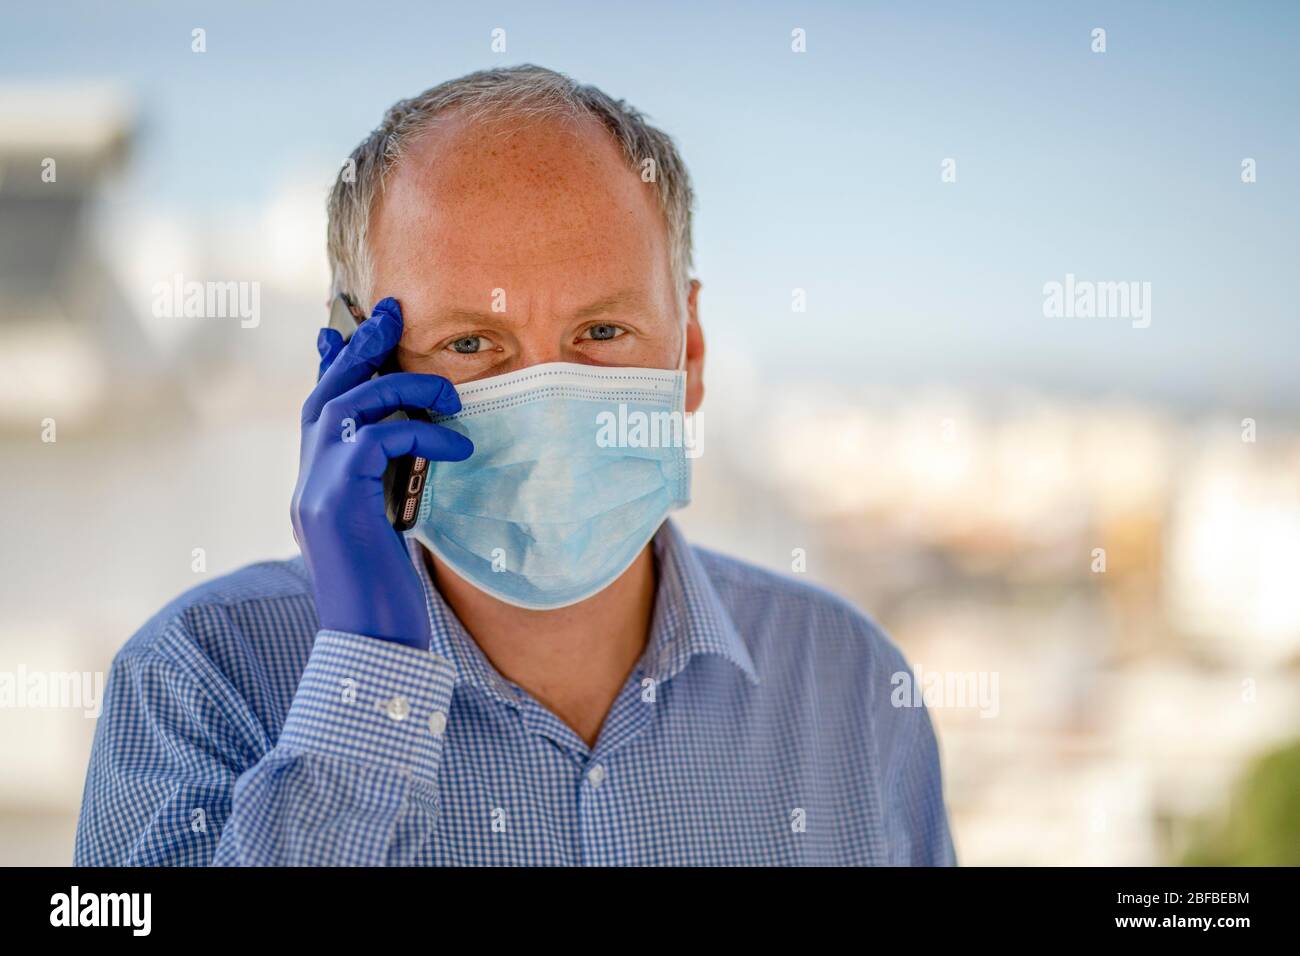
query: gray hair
[{"left": 326, "top": 64, "right": 695, "bottom": 313}]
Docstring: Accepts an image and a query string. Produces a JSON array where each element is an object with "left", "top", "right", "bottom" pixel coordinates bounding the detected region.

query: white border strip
[{"left": 454, "top": 362, "right": 682, "bottom": 405}]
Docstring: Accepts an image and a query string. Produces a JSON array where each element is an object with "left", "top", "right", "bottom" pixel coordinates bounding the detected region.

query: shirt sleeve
[
  {"left": 863, "top": 631, "right": 958, "bottom": 867},
  {"left": 75, "top": 626, "right": 455, "bottom": 866},
  {"left": 886, "top": 698, "right": 958, "bottom": 866}
]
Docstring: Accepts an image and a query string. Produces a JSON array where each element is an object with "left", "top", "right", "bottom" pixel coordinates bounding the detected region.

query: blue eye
[
  {"left": 449, "top": 336, "right": 483, "bottom": 354},
  {"left": 585, "top": 325, "right": 623, "bottom": 341}
]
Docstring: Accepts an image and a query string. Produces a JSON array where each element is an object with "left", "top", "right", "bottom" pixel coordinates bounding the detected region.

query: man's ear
[{"left": 684, "top": 279, "right": 705, "bottom": 414}]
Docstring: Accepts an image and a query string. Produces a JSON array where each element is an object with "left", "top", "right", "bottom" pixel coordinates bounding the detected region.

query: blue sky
[{"left": 3, "top": 0, "right": 1298, "bottom": 410}]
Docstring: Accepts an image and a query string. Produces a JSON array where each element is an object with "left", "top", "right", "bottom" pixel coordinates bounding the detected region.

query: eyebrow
[
  {"left": 429, "top": 288, "right": 649, "bottom": 328},
  {"left": 569, "top": 288, "right": 648, "bottom": 321}
]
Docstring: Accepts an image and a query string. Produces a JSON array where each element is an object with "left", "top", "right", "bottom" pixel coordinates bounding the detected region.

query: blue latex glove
[{"left": 291, "top": 297, "right": 473, "bottom": 650}]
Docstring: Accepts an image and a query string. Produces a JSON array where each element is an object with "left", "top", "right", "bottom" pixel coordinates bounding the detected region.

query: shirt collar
[
  {"left": 406, "top": 517, "right": 759, "bottom": 705},
  {"left": 642, "top": 519, "right": 760, "bottom": 686}
]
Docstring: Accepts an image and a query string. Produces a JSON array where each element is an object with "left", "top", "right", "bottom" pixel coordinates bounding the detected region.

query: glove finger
[
  {"left": 321, "top": 372, "right": 462, "bottom": 431},
  {"left": 301, "top": 297, "right": 402, "bottom": 423},
  {"left": 352, "top": 419, "right": 474, "bottom": 481},
  {"left": 316, "top": 328, "right": 346, "bottom": 381}
]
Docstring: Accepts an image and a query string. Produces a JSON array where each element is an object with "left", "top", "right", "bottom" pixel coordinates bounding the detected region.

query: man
[{"left": 75, "top": 65, "right": 956, "bottom": 865}]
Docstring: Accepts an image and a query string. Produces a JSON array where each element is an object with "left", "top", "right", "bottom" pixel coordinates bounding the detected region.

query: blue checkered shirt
[{"left": 75, "top": 520, "right": 956, "bottom": 865}]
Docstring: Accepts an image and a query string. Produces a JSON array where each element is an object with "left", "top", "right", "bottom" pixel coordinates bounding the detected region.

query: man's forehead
[{"left": 371, "top": 110, "right": 665, "bottom": 270}]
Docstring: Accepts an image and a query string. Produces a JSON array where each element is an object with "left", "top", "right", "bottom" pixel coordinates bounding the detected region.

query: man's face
[{"left": 368, "top": 110, "right": 703, "bottom": 410}]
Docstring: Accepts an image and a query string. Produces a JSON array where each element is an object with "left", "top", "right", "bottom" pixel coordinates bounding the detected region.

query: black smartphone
[{"left": 327, "top": 294, "right": 429, "bottom": 531}]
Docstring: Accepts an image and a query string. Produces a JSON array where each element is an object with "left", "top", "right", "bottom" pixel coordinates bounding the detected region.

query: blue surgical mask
[{"left": 408, "top": 362, "right": 692, "bottom": 609}]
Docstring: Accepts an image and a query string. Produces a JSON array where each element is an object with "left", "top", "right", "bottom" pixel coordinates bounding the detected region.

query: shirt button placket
[{"left": 579, "top": 760, "right": 609, "bottom": 865}]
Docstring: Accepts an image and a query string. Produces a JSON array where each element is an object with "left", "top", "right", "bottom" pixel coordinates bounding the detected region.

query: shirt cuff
[{"left": 278, "top": 629, "right": 456, "bottom": 787}]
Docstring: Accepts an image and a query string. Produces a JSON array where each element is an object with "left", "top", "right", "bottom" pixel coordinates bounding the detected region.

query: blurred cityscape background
[{"left": 2, "top": 1, "right": 1298, "bottom": 864}]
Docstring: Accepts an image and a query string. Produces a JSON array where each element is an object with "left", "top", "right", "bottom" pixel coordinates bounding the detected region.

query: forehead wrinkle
[{"left": 423, "top": 246, "right": 619, "bottom": 269}]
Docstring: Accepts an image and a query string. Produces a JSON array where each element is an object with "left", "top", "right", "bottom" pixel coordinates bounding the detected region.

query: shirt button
[
  {"left": 428, "top": 710, "right": 448, "bottom": 736},
  {"left": 384, "top": 696, "right": 410, "bottom": 721},
  {"left": 586, "top": 764, "right": 606, "bottom": 788}
]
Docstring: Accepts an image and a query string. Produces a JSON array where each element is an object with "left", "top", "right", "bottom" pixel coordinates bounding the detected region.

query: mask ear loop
[
  {"left": 675, "top": 301, "right": 690, "bottom": 427},
  {"left": 674, "top": 298, "right": 699, "bottom": 462},
  {"left": 675, "top": 292, "right": 689, "bottom": 371}
]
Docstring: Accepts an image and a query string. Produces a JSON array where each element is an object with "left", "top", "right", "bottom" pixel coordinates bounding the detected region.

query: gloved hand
[{"left": 291, "top": 297, "right": 473, "bottom": 650}]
